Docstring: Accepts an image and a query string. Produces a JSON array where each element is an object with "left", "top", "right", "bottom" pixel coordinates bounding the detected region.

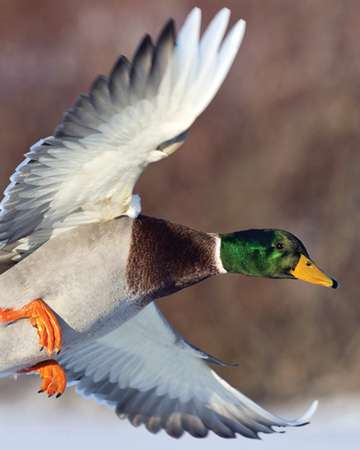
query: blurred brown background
[{"left": 0, "top": 0, "right": 359, "bottom": 409}]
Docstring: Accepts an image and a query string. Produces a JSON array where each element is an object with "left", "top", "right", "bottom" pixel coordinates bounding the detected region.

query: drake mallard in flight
[{"left": 0, "top": 8, "right": 337, "bottom": 439}]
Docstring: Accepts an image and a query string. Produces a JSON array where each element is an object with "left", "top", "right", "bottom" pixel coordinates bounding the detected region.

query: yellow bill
[{"left": 290, "top": 254, "right": 338, "bottom": 288}]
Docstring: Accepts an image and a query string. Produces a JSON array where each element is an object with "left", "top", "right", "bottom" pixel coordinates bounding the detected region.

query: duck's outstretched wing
[
  {"left": 0, "top": 8, "right": 246, "bottom": 256},
  {"left": 60, "top": 303, "right": 317, "bottom": 439}
]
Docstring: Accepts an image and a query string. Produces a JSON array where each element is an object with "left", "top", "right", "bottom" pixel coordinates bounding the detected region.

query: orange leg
[
  {"left": 21, "top": 360, "right": 67, "bottom": 398},
  {"left": 0, "top": 299, "right": 62, "bottom": 355}
]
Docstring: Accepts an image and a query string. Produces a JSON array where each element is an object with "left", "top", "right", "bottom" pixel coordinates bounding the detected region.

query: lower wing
[{"left": 60, "top": 302, "right": 317, "bottom": 439}]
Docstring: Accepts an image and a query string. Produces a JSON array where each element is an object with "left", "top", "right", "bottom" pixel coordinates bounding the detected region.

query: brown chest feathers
[{"left": 126, "top": 215, "right": 219, "bottom": 299}]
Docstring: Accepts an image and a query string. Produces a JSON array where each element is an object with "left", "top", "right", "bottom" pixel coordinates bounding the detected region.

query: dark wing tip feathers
[
  {"left": 131, "top": 34, "right": 154, "bottom": 71},
  {"left": 158, "top": 19, "right": 176, "bottom": 47},
  {"left": 130, "top": 34, "right": 154, "bottom": 92},
  {"left": 150, "top": 19, "right": 176, "bottom": 88},
  {"left": 111, "top": 55, "right": 131, "bottom": 73},
  {"left": 108, "top": 55, "right": 130, "bottom": 102},
  {"left": 55, "top": 17, "right": 177, "bottom": 142},
  {"left": 90, "top": 75, "right": 109, "bottom": 97},
  {"left": 110, "top": 17, "right": 176, "bottom": 100}
]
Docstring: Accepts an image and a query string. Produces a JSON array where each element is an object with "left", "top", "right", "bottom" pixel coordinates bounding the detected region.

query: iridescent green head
[{"left": 220, "top": 229, "right": 337, "bottom": 288}]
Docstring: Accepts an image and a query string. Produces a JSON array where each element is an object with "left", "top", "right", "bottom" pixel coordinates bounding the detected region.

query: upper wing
[
  {"left": 60, "top": 303, "right": 317, "bottom": 439},
  {"left": 0, "top": 8, "right": 246, "bottom": 256}
]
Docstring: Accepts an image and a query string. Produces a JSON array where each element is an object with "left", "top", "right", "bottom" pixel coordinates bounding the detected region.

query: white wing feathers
[
  {"left": 60, "top": 303, "right": 317, "bottom": 439},
  {"left": 0, "top": 8, "right": 246, "bottom": 256}
]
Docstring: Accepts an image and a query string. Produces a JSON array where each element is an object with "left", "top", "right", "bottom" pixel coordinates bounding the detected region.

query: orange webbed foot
[
  {"left": 21, "top": 360, "right": 67, "bottom": 398},
  {"left": 0, "top": 299, "right": 62, "bottom": 355}
]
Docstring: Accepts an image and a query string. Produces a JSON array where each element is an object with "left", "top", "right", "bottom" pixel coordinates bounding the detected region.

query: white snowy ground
[{"left": 0, "top": 381, "right": 359, "bottom": 450}]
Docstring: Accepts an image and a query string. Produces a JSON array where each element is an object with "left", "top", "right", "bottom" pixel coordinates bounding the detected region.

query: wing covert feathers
[{"left": 0, "top": 8, "right": 246, "bottom": 257}]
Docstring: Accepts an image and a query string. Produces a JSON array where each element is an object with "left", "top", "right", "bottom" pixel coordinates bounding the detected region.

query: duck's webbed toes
[
  {"left": 28, "top": 299, "right": 62, "bottom": 354},
  {"left": 0, "top": 298, "right": 62, "bottom": 355},
  {"left": 21, "top": 360, "right": 67, "bottom": 398}
]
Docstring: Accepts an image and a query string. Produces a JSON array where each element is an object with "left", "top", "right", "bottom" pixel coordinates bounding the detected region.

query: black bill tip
[{"left": 331, "top": 278, "right": 339, "bottom": 289}]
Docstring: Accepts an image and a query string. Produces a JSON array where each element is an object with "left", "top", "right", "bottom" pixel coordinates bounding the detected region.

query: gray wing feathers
[
  {"left": 60, "top": 303, "right": 317, "bottom": 439},
  {"left": 0, "top": 20, "right": 176, "bottom": 251},
  {"left": 57, "top": 22, "right": 175, "bottom": 142},
  {"left": 0, "top": 8, "right": 246, "bottom": 257}
]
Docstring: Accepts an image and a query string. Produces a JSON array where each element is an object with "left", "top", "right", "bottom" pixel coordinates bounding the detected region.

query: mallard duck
[{"left": 0, "top": 8, "right": 337, "bottom": 440}]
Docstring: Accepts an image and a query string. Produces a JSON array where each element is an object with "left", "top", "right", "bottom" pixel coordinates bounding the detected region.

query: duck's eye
[{"left": 276, "top": 243, "right": 284, "bottom": 250}]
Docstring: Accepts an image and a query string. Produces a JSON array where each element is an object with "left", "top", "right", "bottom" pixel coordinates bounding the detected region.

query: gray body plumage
[{"left": 0, "top": 217, "right": 136, "bottom": 373}]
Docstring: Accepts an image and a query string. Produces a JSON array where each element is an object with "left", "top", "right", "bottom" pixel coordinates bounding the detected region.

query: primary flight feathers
[{"left": 0, "top": 8, "right": 245, "bottom": 258}]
